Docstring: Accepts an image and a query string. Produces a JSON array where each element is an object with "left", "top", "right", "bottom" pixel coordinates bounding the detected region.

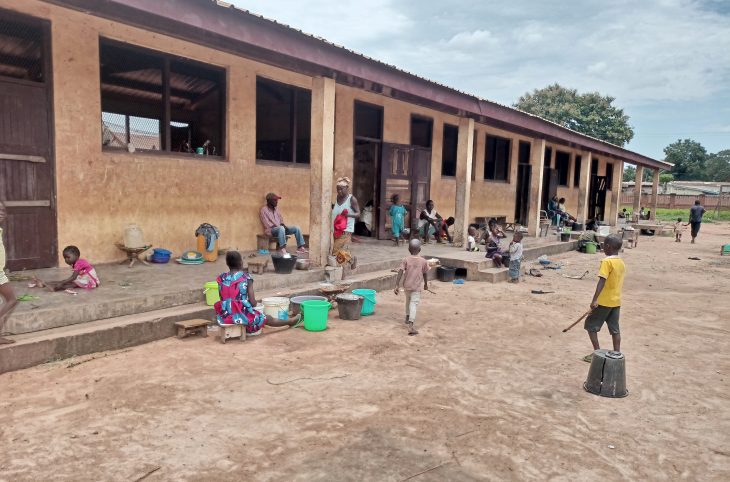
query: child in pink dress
[{"left": 36, "top": 245, "right": 100, "bottom": 291}]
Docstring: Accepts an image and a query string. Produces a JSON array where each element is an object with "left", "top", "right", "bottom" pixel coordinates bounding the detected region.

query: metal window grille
[{"left": 0, "top": 15, "right": 44, "bottom": 82}]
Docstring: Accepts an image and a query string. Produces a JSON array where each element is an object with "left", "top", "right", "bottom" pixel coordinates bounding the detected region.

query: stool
[
  {"left": 174, "top": 319, "right": 209, "bottom": 339},
  {"left": 246, "top": 257, "right": 269, "bottom": 275},
  {"left": 256, "top": 233, "right": 310, "bottom": 251},
  {"left": 219, "top": 323, "right": 246, "bottom": 344},
  {"left": 256, "top": 234, "right": 279, "bottom": 251},
  {"left": 115, "top": 243, "right": 152, "bottom": 268},
  {"left": 622, "top": 229, "right": 638, "bottom": 249}
]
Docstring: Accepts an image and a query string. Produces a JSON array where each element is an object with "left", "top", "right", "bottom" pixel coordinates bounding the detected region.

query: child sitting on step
[
  {"left": 466, "top": 226, "right": 479, "bottom": 251},
  {"left": 35, "top": 245, "right": 100, "bottom": 291},
  {"left": 394, "top": 239, "right": 430, "bottom": 336}
]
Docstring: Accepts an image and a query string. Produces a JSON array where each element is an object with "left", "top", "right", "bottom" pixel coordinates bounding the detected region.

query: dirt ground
[{"left": 1, "top": 224, "right": 729, "bottom": 481}]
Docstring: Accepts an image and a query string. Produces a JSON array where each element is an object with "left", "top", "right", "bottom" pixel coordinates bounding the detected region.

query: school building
[{"left": 0, "top": 0, "right": 672, "bottom": 271}]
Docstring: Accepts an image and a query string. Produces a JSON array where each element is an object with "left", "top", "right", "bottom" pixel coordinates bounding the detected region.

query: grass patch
[{"left": 621, "top": 206, "right": 730, "bottom": 223}]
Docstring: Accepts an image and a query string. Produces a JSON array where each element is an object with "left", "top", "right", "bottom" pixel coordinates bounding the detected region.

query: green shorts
[{"left": 584, "top": 306, "right": 620, "bottom": 334}]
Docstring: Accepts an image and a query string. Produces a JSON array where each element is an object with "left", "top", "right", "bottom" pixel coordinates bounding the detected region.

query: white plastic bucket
[{"left": 262, "top": 297, "right": 290, "bottom": 319}]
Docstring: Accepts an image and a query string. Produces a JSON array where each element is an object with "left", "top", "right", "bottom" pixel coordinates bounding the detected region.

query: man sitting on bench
[{"left": 259, "top": 192, "right": 308, "bottom": 255}]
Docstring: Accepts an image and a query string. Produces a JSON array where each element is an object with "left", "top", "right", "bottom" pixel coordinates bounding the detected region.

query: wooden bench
[
  {"left": 256, "top": 233, "right": 310, "bottom": 251},
  {"left": 174, "top": 319, "right": 209, "bottom": 339}
]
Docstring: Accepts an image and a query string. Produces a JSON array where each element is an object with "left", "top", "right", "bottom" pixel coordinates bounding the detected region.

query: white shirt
[
  {"left": 361, "top": 206, "right": 373, "bottom": 230},
  {"left": 509, "top": 242, "right": 523, "bottom": 260},
  {"left": 418, "top": 208, "right": 439, "bottom": 228}
]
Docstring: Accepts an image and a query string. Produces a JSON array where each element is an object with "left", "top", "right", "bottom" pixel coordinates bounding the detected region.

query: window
[
  {"left": 256, "top": 77, "right": 312, "bottom": 163},
  {"left": 100, "top": 40, "right": 225, "bottom": 156},
  {"left": 484, "top": 135, "right": 511, "bottom": 181},
  {"left": 0, "top": 16, "right": 45, "bottom": 83},
  {"left": 518, "top": 141, "right": 531, "bottom": 164},
  {"left": 606, "top": 162, "right": 614, "bottom": 189},
  {"left": 556, "top": 151, "right": 570, "bottom": 186},
  {"left": 410, "top": 115, "right": 433, "bottom": 148},
  {"left": 354, "top": 102, "right": 383, "bottom": 140},
  {"left": 441, "top": 124, "right": 458, "bottom": 177},
  {"left": 574, "top": 155, "right": 582, "bottom": 187},
  {"left": 544, "top": 147, "right": 552, "bottom": 168}
]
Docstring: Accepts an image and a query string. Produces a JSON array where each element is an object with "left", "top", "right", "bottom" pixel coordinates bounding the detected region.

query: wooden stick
[{"left": 562, "top": 309, "right": 594, "bottom": 333}]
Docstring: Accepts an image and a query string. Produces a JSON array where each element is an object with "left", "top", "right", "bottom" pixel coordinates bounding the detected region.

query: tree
[
  {"left": 664, "top": 139, "right": 708, "bottom": 181},
  {"left": 659, "top": 172, "right": 673, "bottom": 193},
  {"left": 514, "top": 83, "right": 634, "bottom": 146},
  {"left": 623, "top": 165, "right": 636, "bottom": 182},
  {"left": 705, "top": 149, "right": 730, "bottom": 182}
]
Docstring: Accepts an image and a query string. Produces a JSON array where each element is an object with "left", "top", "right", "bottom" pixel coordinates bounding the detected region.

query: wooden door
[
  {"left": 379, "top": 143, "right": 413, "bottom": 239},
  {"left": 0, "top": 14, "right": 56, "bottom": 270},
  {"left": 514, "top": 164, "right": 531, "bottom": 226},
  {"left": 589, "top": 176, "right": 607, "bottom": 221},
  {"left": 541, "top": 168, "right": 559, "bottom": 210},
  {"left": 378, "top": 144, "right": 431, "bottom": 239},
  {"left": 410, "top": 147, "right": 432, "bottom": 229}
]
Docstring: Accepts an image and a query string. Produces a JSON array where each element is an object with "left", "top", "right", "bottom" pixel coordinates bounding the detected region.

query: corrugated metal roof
[{"left": 210, "top": 0, "right": 656, "bottom": 161}]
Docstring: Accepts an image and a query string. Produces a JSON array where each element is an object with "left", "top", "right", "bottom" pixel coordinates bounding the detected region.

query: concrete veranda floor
[{"left": 3, "top": 230, "right": 569, "bottom": 335}]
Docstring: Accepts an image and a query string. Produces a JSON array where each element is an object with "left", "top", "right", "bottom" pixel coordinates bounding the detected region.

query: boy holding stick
[{"left": 583, "top": 234, "right": 626, "bottom": 361}]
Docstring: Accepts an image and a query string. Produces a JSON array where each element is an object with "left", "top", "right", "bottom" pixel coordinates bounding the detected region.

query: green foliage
[
  {"left": 621, "top": 206, "right": 730, "bottom": 223},
  {"left": 623, "top": 165, "right": 636, "bottom": 182},
  {"left": 705, "top": 149, "right": 730, "bottom": 182},
  {"left": 664, "top": 139, "right": 708, "bottom": 181},
  {"left": 514, "top": 83, "right": 634, "bottom": 146},
  {"left": 659, "top": 173, "right": 674, "bottom": 185}
]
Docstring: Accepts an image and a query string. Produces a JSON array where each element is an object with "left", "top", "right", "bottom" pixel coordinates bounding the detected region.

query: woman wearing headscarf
[{"left": 331, "top": 177, "right": 360, "bottom": 274}]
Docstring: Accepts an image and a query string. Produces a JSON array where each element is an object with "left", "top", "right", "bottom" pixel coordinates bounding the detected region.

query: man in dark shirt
[{"left": 689, "top": 200, "right": 706, "bottom": 244}]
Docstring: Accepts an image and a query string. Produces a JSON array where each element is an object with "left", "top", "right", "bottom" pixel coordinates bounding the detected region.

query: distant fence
[{"left": 620, "top": 192, "right": 730, "bottom": 210}]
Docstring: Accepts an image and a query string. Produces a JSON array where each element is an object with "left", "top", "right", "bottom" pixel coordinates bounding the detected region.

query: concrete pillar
[
  {"left": 453, "top": 117, "right": 475, "bottom": 245},
  {"left": 309, "top": 77, "right": 336, "bottom": 267},
  {"left": 576, "top": 151, "right": 592, "bottom": 223},
  {"left": 527, "top": 138, "right": 546, "bottom": 237},
  {"left": 649, "top": 168, "right": 659, "bottom": 220},
  {"left": 633, "top": 165, "right": 644, "bottom": 222},
  {"left": 608, "top": 161, "right": 623, "bottom": 226}
]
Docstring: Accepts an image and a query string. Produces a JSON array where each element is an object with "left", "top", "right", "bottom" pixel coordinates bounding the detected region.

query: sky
[{"left": 233, "top": 0, "right": 730, "bottom": 160}]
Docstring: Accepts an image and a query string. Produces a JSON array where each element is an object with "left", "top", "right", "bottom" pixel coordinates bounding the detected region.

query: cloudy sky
[{"left": 235, "top": 0, "right": 730, "bottom": 160}]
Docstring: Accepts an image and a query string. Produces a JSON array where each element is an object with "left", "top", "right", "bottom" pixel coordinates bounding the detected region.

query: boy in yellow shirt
[{"left": 584, "top": 234, "right": 625, "bottom": 360}]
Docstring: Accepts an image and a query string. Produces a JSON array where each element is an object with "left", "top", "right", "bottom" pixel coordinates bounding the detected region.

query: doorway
[
  {"left": 588, "top": 157, "right": 606, "bottom": 220},
  {"left": 378, "top": 144, "right": 431, "bottom": 239},
  {"left": 0, "top": 11, "right": 57, "bottom": 270},
  {"left": 514, "top": 141, "right": 531, "bottom": 226},
  {"left": 541, "top": 147, "right": 557, "bottom": 210},
  {"left": 352, "top": 101, "right": 383, "bottom": 238}
]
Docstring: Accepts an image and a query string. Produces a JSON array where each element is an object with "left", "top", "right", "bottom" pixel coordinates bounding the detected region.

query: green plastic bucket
[
  {"left": 301, "top": 300, "right": 331, "bottom": 331},
  {"left": 204, "top": 281, "right": 220, "bottom": 306},
  {"left": 351, "top": 288, "right": 376, "bottom": 315},
  {"left": 585, "top": 242, "right": 597, "bottom": 254}
]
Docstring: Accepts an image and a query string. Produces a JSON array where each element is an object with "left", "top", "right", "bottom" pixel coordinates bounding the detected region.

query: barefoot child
[
  {"left": 584, "top": 234, "right": 625, "bottom": 361},
  {"left": 466, "top": 226, "right": 479, "bottom": 251},
  {"left": 215, "top": 251, "right": 301, "bottom": 335},
  {"left": 508, "top": 232, "right": 524, "bottom": 283},
  {"left": 394, "top": 239, "right": 429, "bottom": 336},
  {"left": 388, "top": 194, "right": 408, "bottom": 246},
  {"left": 674, "top": 217, "right": 686, "bottom": 242},
  {"left": 36, "top": 246, "right": 100, "bottom": 291},
  {"left": 0, "top": 201, "right": 19, "bottom": 344}
]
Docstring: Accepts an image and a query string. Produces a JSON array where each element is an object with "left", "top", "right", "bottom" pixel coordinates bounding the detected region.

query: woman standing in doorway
[{"left": 332, "top": 177, "right": 360, "bottom": 275}]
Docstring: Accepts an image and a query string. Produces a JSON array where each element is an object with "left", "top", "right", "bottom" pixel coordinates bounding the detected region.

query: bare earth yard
[{"left": 1, "top": 224, "right": 729, "bottom": 481}]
